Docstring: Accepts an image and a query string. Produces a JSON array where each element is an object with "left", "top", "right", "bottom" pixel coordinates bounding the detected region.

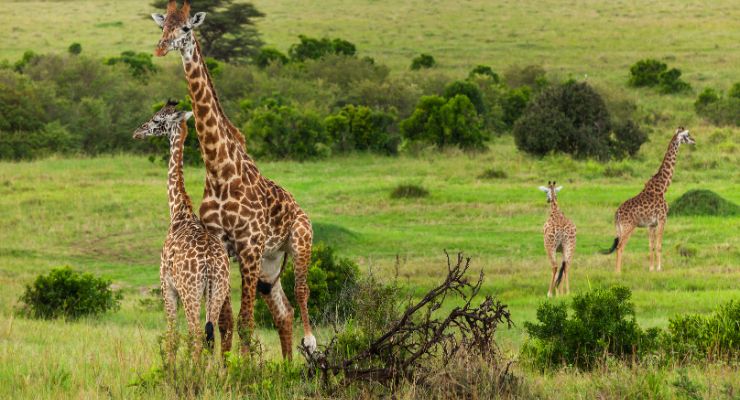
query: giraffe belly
[{"left": 260, "top": 251, "right": 285, "bottom": 283}]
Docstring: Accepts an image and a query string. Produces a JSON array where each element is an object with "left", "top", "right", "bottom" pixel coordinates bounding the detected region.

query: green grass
[{"left": 0, "top": 132, "right": 738, "bottom": 398}]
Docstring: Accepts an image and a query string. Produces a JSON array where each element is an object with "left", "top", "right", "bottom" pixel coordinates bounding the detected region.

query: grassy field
[{"left": 1, "top": 0, "right": 739, "bottom": 398}]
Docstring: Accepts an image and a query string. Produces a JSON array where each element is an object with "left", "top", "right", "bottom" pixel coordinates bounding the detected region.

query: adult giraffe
[{"left": 151, "top": 0, "right": 316, "bottom": 358}]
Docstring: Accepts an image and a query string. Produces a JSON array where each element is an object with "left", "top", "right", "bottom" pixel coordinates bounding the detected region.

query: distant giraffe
[
  {"left": 133, "top": 101, "right": 233, "bottom": 359},
  {"left": 151, "top": 0, "right": 316, "bottom": 358},
  {"left": 603, "top": 127, "right": 695, "bottom": 273},
  {"left": 539, "top": 181, "right": 576, "bottom": 297}
]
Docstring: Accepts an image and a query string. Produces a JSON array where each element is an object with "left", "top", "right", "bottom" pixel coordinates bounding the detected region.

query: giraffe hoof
[{"left": 301, "top": 334, "right": 317, "bottom": 353}]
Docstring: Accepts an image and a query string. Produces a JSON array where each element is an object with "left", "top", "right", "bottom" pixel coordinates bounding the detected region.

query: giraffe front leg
[
  {"left": 545, "top": 246, "right": 558, "bottom": 298},
  {"left": 616, "top": 224, "right": 635, "bottom": 274},
  {"left": 236, "top": 245, "right": 263, "bottom": 356},
  {"left": 648, "top": 227, "right": 656, "bottom": 272},
  {"left": 291, "top": 218, "right": 316, "bottom": 353}
]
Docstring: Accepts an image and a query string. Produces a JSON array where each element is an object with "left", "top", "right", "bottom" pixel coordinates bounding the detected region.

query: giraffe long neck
[
  {"left": 168, "top": 120, "right": 194, "bottom": 221},
  {"left": 550, "top": 196, "right": 561, "bottom": 216},
  {"left": 644, "top": 135, "right": 680, "bottom": 195},
  {"left": 181, "top": 38, "right": 246, "bottom": 179}
]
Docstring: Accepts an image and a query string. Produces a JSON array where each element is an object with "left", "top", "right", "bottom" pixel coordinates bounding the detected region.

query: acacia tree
[{"left": 151, "top": 0, "right": 264, "bottom": 63}]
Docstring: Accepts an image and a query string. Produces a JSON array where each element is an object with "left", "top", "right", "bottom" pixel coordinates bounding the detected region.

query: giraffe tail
[
  {"left": 554, "top": 261, "right": 566, "bottom": 288},
  {"left": 601, "top": 237, "right": 619, "bottom": 255},
  {"left": 205, "top": 321, "right": 215, "bottom": 350}
]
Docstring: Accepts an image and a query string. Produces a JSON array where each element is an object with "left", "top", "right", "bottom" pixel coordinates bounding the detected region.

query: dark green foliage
[
  {"left": 695, "top": 85, "right": 740, "bottom": 126},
  {"left": 254, "top": 243, "right": 360, "bottom": 326},
  {"left": 410, "top": 53, "right": 436, "bottom": 70},
  {"left": 324, "top": 104, "right": 399, "bottom": 154},
  {"left": 400, "top": 94, "right": 487, "bottom": 150},
  {"left": 628, "top": 59, "right": 667, "bottom": 87},
  {"left": 245, "top": 102, "right": 330, "bottom": 160},
  {"left": 443, "top": 80, "right": 486, "bottom": 115},
  {"left": 504, "top": 64, "right": 547, "bottom": 89},
  {"left": 657, "top": 68, "right": 691, "bottom": 94},
  {"left": 662, "top": 301, "right": 740, "bottom": 362},
  {"left": 104, "top": 51, "right": 158, "bottom": 81},
  {"left": 68, "top": 43, "right": 82, "bottom": 55},
  {"left": 669, "top": 189, "right": 739, "bottom": 217},
  {"left": 302, "top": 55, "right": 389, "bottom": 90},
  {"left": 0, "top": 70, "right": 46, "bottom": 132},
  {"left": 390, "top": 184, "right": 429, "bottom": 199},
  {"left": 255, "top": 47, "right": 288, "bottom": 68},
  {"left": 522, "top": 286, "right": 657, "bottom": 370},
  {"left": 502, "top": 86, "right": 531, "bottom": 128},
  {"left": 628, "top": 59, "right": 691, "bottom": 93},
  {"left": 288, "top": 35, "right": 356, "bottom": 61},
  {"left": 469, "top": 65, "right": 500, "bottom": 82},
  {"left": 13, "top": 50, "right": 37, "bottom": 73},
  {"left": 0, "top": 122, "right": 72, "bottom": 161},
  {"left": 19, "top": 267, "right": 122, "bottom": 319},
  {"left": 204, "top": 57, "right": 223, "bottom": 78},
  {"left": 151, "top": 0, "right": 265, "bottom": 63},
  {"left": 513, "top": 82, "right": 646, "bottom": 160}
]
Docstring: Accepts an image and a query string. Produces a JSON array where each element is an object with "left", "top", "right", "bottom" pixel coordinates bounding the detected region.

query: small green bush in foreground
[{"left": 19, "top": 267, "right": 122, "bottom": 319}]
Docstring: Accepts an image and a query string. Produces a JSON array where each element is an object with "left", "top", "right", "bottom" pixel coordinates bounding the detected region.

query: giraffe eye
[{"left": 182, "top": 26, "right": 191, "bottom": 33}]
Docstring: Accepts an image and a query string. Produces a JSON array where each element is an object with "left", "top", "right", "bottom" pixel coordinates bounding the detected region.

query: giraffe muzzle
[{"left": 155, "top": 40, "right": 171, "bottom": 57}]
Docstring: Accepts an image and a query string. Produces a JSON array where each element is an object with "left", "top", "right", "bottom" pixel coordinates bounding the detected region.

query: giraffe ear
[
  {"left": 190, "top": 12, "right": 206, "bottom": 27},
  {"left": 151, "top": 13, "right": 166, "bottom": 28},
  {"left": 555, "top": 186, "right": 563, "bottom": 193},
  {"left": 538, "top": 186, "right": 549, "bottom": 192}
]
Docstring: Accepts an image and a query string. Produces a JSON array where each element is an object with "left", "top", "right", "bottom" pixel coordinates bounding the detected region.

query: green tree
[
  {"left": 324, "top": 105, "right": 398, "bottom": 154},
  {"left": 288, "top": 35, "right": 357, "bottom": 61},
  {"left": 151, "top": 0, "right": 264, "bottom": 63},
  {"left": 410, "top": 53, "right": 436, "bottom": 70}
]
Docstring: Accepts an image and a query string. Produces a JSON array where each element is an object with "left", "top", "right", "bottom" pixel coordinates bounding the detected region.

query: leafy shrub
[
  {"left": 390, "top": 184, "right": 429, "bottom": 199},
  {"left": 0, "top": 122, "right": 72, "bottom": 160},
  {"left": 324, "top": 104, "right": 399, "bottom": 154},
  {"left": 695, "top": 85, "right": 740, "bottom": 126},
  {"left": 245, "top": 103, "right": 330, "bottom": 160},
  {"left": 443, "top": 80, "right": 486, "bottom": 115},
  {"left": 13, "top": 50, "right": 38, "bottom": 73},
  {"left": 628, "top": 59, "right": 691, "bottom": 93},
  {"left": 662, "top": 301, "right": 740, "bottom": 362},
  {"left": 254, "top": 243, "right": 360, "bottom": 326},
  {"left": 502, "top": 86, "right": 532, "bottom": 128},
  {"left": 104, "top": 51, "right": 158, "bottom": 81},
  {"left": 469, "top": 65, "right": 500, "bottom": 82},
  {"left": 302, "top": 55, "right": 389, "bottom": 89},
  {"left": 410, "top": 53, "right": 436, "bottom": 70},
  {"left": 288, "top": 35, "right": 356, "bottom": 61},
  {"left": 504, "top": 64, "right": 547, "bottom": 89},
  {"left": 0, "top": 70, "right": 47, "bottom": 132},
  {"left": 513, "top": 82, "right": 646, "bottom": 160},
  {"left": 521, "top": 286, "right": 658, "bottom": 370},
  {"left": 657, "top": 68, "right": 691, "bottom": 94},
  {"left": 669, "top": 189, "right": 739, "bottom": 217},
  {"left": 18, "top": 267, "right": 122, "bottom": 319},
  {"left": 68, "top": 43, "right": 82, "bottom": 55},
  {"left": 628, "top": 59, "right": 667, "bottom": 87},
  {"left": 255, "top": 47, "right": 288, "bottom": 68},
  {"left": 400, "top": 94, "right": 487, "bottom": 150}
]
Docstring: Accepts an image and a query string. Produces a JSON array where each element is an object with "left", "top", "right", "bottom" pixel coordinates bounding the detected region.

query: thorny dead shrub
[{"left": 300, "top": 252, "right": 515, "bottom": 393}]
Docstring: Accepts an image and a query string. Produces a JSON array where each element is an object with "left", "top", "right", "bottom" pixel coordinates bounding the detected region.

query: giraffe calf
[
  {"left": 133, "top": 101, "right": 233, "bottom": 359},
  {"left": 539, "top": 181, "right": 577, "bottom": 297}
]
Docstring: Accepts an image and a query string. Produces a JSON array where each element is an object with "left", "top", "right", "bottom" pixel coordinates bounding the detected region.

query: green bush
[
  {"left": 0, "top": 122, "right": 73, "bottom": 161},
  {"left": 522, "top": 286, "right": 658, "bottom": 370},
  {"left": 443, "top": 80, "right": 486, "bottom": 115},
  {"left": 324, "top": 104, "right": 399, "bottom": 154},
  {"left": 390, "top": 184, "right": 429, "bottom": 199},
  {"left": 245, "top": 103, "right": 330, "bottom": 160},
  {"left": 694, "top": 88, "right": 720, "bottom": 111},
  {"left": 657, "top": 67, "right": 691, "bottom": 94},
  {"left": 478, "top": 168, "right": 507, "bottom": 179},
  {"left": 302, "top": 55, "right": 389, "bottom": 89},
  {"left": 628, "top": 59, "right": 667, "bottom": 87},
  {"left": 504, "top": 64, "right": 547, "bottom": 89},
  {"left": 469, "top": 65, "right": 500, "bottom": 83},
  {"left": 400, "top": 94, "right": 487, "bottom": 150},
  {"left": 254, "top": 243, "right": 360, "bottom": 326},
  {"left": 104, "top": 51, "right": 158, "bottom": 81},
  {"left": 662, "top": 301, "right": 740, "bottom": 361},
  {"left": 513, "top": 82, "right": 646, "bottom": 160},
  {"left": 669, "top": 189, "right": 739, "bottom": 217},
  {"left": 19, "top": 267, "right": 122, "bottom": 319},
  {"left": 410, "top": 53, "right": 436, "bottom": 70},
  {"left": 68, "top": 43, "right": 82, "bottom": 55},
  {"left": 255, "top": 47, "right": 288, "bottom": 68},
  {"left": 502, "top": 86, "right": 532, "bottom": 128},
  {"left": 0, "top": 70, "right": 47, "bottom": 132},
  {"left": 288, "top": 35, "right": 356, "bottom": 61},
  {"left": 695, "top": 85, "right": 740, "bottom": 126}
]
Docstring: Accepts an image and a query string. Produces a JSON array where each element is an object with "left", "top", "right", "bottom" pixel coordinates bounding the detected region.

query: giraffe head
[
  {"left": 133, "top": 100, "right": 193, "bottom": 141},
  {"left": 151, "top": 0, "right": 206, "bottom": 59},
  {"left": 674, "top": 126, "right": 695, "bottom": 145},
  {"left": 538, "top": 181, "right": 562, "bottom": 203}
]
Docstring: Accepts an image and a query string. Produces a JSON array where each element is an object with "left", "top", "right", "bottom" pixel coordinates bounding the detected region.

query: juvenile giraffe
[
  {"left": 151, "top": 0, "right": 316, "bottom": 358},
  {"left": 603, "top": 127, "right": 696, "bottom": 273},
  {"left": 133, "top": 101, "right": 233, "bottom": 359},
  {"left": 539, "top": 181, "right": 576, "bottom": 297}
]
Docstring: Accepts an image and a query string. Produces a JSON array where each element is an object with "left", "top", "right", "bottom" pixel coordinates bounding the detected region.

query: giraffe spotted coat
[{"left": 539, "top": 182, "right": 576, "bottom": 297}]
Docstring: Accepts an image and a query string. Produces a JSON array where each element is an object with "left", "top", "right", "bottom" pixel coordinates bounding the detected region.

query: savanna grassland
[{"left": 0, "top": 0, "right": 739, "bottom": 398}]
